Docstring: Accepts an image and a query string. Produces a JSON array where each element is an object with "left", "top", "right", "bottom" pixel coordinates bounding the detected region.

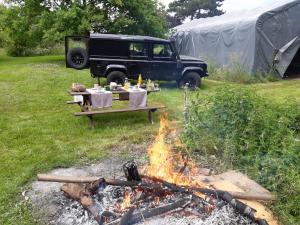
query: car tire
[
  {"left": 179, "top": 72, "right": 201, "bottom": 89},
  {"left": 67, "top": 48, "right": 88, "bottom": 70},
  {"left": 107, "top": 71, "right": 126, "bottom": 85}
]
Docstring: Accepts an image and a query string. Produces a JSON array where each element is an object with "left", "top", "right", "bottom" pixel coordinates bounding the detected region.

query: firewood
[
  {"left": 37, "top": 174, "right": 163, "bottom": 190},
  {"left": 61, "top": 183, "right": 90, "bottom": 201},
  {"left": 107, "top": 198, "right": 190, "bottom": 225},
  {"left": 61, "top": 183, "right": 103, "bottom": 224},
  {"left": 38, "top": 174, "right": 99, "bottom": 183},
  {"left": 141, "top": 174, "right": 275, "bottom": 201},
  {"left": 119, "top": 206, "right": 136, "bottom": 225},
  {"left": 37, "top": 174, "right": 141, "bottom": 186},
  {"left": 128, "top": 198, "right": 190, "bottom": 224}
]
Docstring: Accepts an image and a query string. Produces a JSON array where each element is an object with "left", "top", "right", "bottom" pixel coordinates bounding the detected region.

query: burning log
[
  {"left": 118, "top": 192, "right": 146, "bottom": 225},
  {"left": 141, "top": 174, "right": 274, "bottom": 201},
  {"left": 119, "top": 207, "right": 135, "bottom": 225},
  {"left": 128, "top": 198, "right": 190, "bottom": 224},
  {"left": 107, "top": 198, "right": 190, "bottom": 225},
  {"left": 220, "top": 192, "right": 268, "bottom": 225}
]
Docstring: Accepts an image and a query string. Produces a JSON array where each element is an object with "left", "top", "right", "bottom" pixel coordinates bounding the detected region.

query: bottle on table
[
  {"left": 124, "top": 78, "right": 130, "bottom": 90},
  {"left": 137, "top": 74, "right": 142, "bottom": 87}
]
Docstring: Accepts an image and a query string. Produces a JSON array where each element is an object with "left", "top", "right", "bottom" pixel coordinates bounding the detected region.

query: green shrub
[{"left": 183, "top": 85, "right": 300, "bottom": 224}]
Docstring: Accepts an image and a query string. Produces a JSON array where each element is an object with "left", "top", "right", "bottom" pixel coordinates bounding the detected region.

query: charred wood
[
  {"left": 129, "top": 198, "right": 190, "bottom": 224},
  {"left": 123, "top": 161, "right": 141, "bottom": 181}
]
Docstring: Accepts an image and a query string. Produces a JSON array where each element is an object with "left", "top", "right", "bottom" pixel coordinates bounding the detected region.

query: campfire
[{"left": 37, "top": 117, "right": 270, "bottom": 225}]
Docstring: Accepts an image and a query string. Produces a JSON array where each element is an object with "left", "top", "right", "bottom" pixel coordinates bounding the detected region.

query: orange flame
[
  {"left": 144, "top": 116, "right": 204, "bottom": 188},
  {"left": 154, "top": 196, "right": 160, "bottom": 206},
  {"left": 120, "top": 191, "right": 131, "bottom": 210}
]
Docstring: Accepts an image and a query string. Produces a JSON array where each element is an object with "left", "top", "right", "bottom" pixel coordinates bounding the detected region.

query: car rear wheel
[
  {"left": 107, "top": 71, "right": 126, "bottom": 85},
  {"left": 179, "top": 72, "right": 201, "bottom": 89},
  {"left": 67, "top": 47, "right": 88, "bottom": 70}
]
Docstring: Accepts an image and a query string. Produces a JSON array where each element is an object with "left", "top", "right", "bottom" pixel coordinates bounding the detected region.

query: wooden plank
[
  {"left": 68, "top": 89, "right": 160, "bottom": 96},
  {"left": 66, "top": 101, "right": 81, "bottom": 104},
  {"left": 74, "top": 106, "right": 165, "bottom": 116},
  {"left": 68, "top": 90, "right": 90, "bottom": 96}
]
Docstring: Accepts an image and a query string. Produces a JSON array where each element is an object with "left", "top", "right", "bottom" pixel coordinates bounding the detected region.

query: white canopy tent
[{"left": 172, "top": 0, "right": 300, "bottom": 77}]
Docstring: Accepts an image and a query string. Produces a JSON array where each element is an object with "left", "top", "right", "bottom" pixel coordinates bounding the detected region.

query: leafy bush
[{"left": 183, "top": 85, "right": 300, "bottom": 224}]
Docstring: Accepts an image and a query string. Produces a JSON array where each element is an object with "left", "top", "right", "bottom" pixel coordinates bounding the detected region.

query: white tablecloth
[
  {"left": 87, "top": 89, "right": 112, "bottom": 109},
  {"left": 128, "top": 88, "right": 147, "bottom": 108},
  {"left": 73, "top": 95, "right": 83, "bottom": 103}
]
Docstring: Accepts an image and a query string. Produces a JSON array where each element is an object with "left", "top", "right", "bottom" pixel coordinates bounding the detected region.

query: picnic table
[{"left": 67, "top": 88, "right": 165, "bottom": 128}]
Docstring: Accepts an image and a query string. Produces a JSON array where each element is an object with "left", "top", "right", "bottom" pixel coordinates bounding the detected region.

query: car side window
[
  {"left": 129, "top": 42, "right": 148, "bottom": 57},
  {"left": 153, "top": 44, "right": 173, "bottom": 58}
]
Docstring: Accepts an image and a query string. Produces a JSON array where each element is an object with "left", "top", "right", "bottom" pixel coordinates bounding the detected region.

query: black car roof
[{"left": 90, "top": 33, "right": 170, "bottom": 43}]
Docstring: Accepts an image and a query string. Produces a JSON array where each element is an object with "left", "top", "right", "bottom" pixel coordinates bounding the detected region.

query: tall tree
[
  {"left": 168, "top": 0, "right": 224, "bottom": 23},
  {"left": 0, "top": 4, "right": 8, "bottom": 47},
  {"left": 4, "top": 0, "right": 168, "bottom": 56}
]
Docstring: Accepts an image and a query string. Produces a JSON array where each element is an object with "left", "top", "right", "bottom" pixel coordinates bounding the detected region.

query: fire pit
[{"left": 29, "top": 118, "right": 273, "bottom": 225}]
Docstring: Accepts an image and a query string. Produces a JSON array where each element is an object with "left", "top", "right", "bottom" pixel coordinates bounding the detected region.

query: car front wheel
[{"left": 179, "top": 72, "right": 201, "bottom": 89}]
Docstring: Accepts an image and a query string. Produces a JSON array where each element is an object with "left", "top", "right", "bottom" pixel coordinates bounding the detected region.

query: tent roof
[{"left": 174, "top": 0, "right": 297, "bottom": 32}]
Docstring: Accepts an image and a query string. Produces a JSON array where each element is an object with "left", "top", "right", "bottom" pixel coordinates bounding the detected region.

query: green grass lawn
[{"left": 0, "top": 50, "right": 299, "bottom": 224}]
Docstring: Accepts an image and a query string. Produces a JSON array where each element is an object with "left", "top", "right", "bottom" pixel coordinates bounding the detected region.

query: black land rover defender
[{"left": 65, "top": 34, "right": 208, "bottom": 88}]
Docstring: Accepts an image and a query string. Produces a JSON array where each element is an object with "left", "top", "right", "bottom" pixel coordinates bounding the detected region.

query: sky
[{"left": 159, "top": 0, "right": 275, "bottom": 13}]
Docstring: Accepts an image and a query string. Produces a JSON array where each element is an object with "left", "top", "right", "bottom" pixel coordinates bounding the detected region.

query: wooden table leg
[
  {"left": 81, "top": 95, "right": 91, "bottom": 112},
  {"left": 148, "top": 110, "right": 154, "bottom": 124},
  {"left": 88, "top": 115, "right": 95, "bottom": 129}
]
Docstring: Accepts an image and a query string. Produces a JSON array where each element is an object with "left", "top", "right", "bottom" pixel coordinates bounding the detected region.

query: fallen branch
[
  {"left": 37, "top": 174, "right": 140, "bottom": 186},
  {"left": 38, "top": 174, "right": 99, "bottom": 183}
]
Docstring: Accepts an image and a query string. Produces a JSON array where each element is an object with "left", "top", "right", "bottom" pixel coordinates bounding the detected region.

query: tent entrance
[
  {"left": 284, "top": 47, "right": 300, "bottom": 78},
  {"left": 274, "top": 36, "right": 300, "bottom": 77}
]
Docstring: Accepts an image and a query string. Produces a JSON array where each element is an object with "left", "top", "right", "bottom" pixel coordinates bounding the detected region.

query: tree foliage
[
  {"left": 168, "top": 0, "right": 224, "bottom": 23},
  {"left": 0, "top": 4, "right": 8, "bottom": 48},
  {"left": 2, "top": 0, "right": 168, "bottom": 56}
]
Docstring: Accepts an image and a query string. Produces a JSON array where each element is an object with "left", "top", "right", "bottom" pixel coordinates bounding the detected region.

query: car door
[
  {"left": 127, "top": 42, "right": 151, "bottom": 80},
  {"left": 151, "top": 42, "right": 178, "bottom": 81}
]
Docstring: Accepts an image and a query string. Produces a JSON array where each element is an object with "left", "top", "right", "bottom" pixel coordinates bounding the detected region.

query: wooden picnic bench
[
  {"left": 75, "top": 106, "right": 165, "bottom": 128},
  {"left": 68, "top": 89, "right": 165, "bottom": 128}
]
